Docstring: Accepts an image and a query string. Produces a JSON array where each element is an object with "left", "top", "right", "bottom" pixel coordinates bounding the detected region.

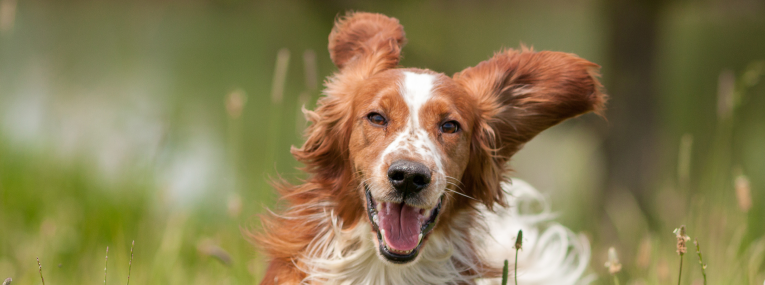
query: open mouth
[{"left": 365, "top": 185, "right": 443, "bottom": 264}]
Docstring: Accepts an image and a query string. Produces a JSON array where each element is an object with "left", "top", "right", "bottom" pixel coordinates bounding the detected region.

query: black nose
[{"left": 387, "top": 160, "right": 431, "bottom": 194}]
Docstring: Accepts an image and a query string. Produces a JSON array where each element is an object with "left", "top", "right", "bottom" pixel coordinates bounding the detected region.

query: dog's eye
[
  {"left": 367, "top": 113, "right": 387, "bottom": 126},
  {"left": 440, "top": 121, "right": 460, "bottom": 134}
]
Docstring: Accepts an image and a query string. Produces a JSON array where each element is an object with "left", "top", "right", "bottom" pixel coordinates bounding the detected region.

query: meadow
[{"left": 1, "top": 0, "right": 764, "bottom": 284}]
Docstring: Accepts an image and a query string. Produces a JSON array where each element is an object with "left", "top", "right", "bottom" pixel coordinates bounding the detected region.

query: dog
[{"left": 255, "top": 12, "right": 606, "bottom": 285}]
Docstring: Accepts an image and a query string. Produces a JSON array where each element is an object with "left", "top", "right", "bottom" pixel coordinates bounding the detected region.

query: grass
[
  {"left": 36, "top": 258, "right": 44, "bottom": 285},
  {"left": 32, "top": 245, "right": 139, "bottom": 285},
  {"left": 0, "top": 3, "right": 764, "bottom": 284},
  {"left": 127, "top": 241, "right": 134, "bottom": 285},
  {"left": 502, "top": 260, "right": 509, "bottom": 285},
  {"left": 104, "top": 246, "right": 109, "bottom": 284},
  {"left": 674, "top": 225, "right": 689, "bottom": 285},
  {"left": 695, "top": 239, "right": 708, "bottom": 285},
  {"left": 2, "top": 60, "right": 764, "bottom": 285},
  {"left": 514, "top": 230, "right": 522, "bottom": 285},
  {"left": 2, "top": 58, "right": 764, "bottom": 285},
  {"left": 605, "top": 247, "right": 622, "bottom": 285},
  {"left": 501, "top": 230, "right": 523, "bottom": 285}
]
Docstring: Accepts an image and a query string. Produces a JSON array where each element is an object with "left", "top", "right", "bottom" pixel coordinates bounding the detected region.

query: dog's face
[
  {"left": 348, "top": 69, "right": 475, "bottom": 262},
  {"left": 294, "top": 12, "right": 605, "bottom": 265}
]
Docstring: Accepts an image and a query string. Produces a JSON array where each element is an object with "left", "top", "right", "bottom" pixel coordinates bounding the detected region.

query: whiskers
[
  {"left": 356, "top": 177, "right": 373, "bottom": 191},
  {"left": 445, "top": 176, "right": 477, "bottom": 201},
  {"left": 444, "top": 188, "right": 478, "bottom": 201},
  {"left": 360, "top": 174, "right": 478, "bottom": 203}
]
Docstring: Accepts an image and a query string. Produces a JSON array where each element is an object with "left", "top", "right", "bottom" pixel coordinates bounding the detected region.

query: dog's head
[{"left": 293, "top": 12, "right": 605, "bottom": 265}]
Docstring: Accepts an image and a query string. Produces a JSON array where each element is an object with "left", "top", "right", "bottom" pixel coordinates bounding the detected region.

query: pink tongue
[{"left": 378, "top": 202, "right": 425, "bottom": 251}]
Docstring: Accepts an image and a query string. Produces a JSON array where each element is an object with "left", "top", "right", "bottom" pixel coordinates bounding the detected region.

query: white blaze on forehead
[
  {"left": 401, "top": 72, "right": 435, "bottom": 126},
  {"left": 380, "top": 71, "right": 444, "bottom": 173}
]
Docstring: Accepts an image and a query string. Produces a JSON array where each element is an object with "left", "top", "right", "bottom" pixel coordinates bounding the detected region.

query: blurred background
[{"left": 1, "top": 0, "right": 764, "bottom": 284}]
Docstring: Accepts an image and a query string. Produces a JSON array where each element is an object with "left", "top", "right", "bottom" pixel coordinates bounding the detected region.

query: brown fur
[
  {"left": 252, "top": 11, "right": 606, "bottom": 284},
  {"left": 454, "top": 47, "right": 607, "bottom": 210}
]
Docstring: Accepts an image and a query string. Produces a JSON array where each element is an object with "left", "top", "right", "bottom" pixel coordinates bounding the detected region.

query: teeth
[
  {"left": 418, "top": 233, "right": 423, "bottom": 243},
  {"left": 372, "top": 214, "right": 379, "bottom": 225},
  {"left": 423, "top": 209, "right": 432, "bottom": 219},
  {"left": 377, "top": 202, "right": 383, "bottom": 212},
  {"left": 380, "top": 229, "right": 386, "bottom": 239},
  {"left": 386, "top": 247, "right": 413, "bottom": 254}
]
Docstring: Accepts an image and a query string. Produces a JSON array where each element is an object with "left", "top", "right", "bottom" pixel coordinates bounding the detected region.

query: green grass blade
[{"left": 501, "top": 259, "right": 509, "bottom": 285}]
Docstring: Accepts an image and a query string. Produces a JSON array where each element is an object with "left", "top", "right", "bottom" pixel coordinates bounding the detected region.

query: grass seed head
[
  {"left": 674, "top": 225, "right": 690, "bottom": 255},
  {"left": 605, "top": 247, "right": 622, "bottom": 275},
  {"left": 225, "top": 89, "right": 247, "bottom": 119},
  {"left": 636, "top": 236, "right": 652, "bottom": 269},
  {"left": 734, "top": 171, "right": 752, "bottom": 212},
  {"left": 36, "top": 257, "right": 45, "bottom": 285},
  {"left": 2, "top": 278, "right": 11, "bottom": 285},
  {"left": 514, "top": 230, "right": 523, "bottom": 250}
]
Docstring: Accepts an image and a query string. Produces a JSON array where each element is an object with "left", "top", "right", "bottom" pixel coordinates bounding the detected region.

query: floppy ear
[
  {"left": 328, "top": 12, "right": 406, "bottom": 77},
  {"left": 454, "top": 47, "right": 606, "bottom": 208},
  {"left": 292, "top": 12, "right": 406, "bottom": 191}
]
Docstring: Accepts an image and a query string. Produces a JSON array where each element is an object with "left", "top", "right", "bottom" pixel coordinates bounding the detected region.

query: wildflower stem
[
  {"left": 695, "top": 239, "right": 707, "bottom": 285},
  {"left": 613, "top": 275, "right": 620, "bottom": 285}
]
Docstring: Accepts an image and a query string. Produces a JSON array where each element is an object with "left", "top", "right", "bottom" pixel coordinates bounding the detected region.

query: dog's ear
[
  {"left": 454, "top": 47, "right": 606, "bottom": 208},
  {"left": 290, "top": 12, "right": 406, "bottom": 190},
  {"left": 328, "top": 12, "right": 406, "bottom": 77}
]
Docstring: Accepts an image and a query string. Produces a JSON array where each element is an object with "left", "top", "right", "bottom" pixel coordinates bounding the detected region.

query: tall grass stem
[
  {"left": 501, "top": 259, "right": 508, "bottom": 285},
  {"left": 127, "top": 240, "right": 134, "bottom": 285},
  {"left": 675, "top": 225, "right": 689, "bottom": 285},
  {"left": 514, "top": 230, "right": 523, "bottom": 285},
  {"left": 677, "top": 257, "right": 684, "bottom": 285},
  {"left": 514, "top": 250, "right": 519, "bottom": 284},
  {"left": 302, "top": 49, "right": 318, "bottom": 91},
  {"left": 271, "top": 49, "right": 291, "bottom": 104},
  {"left": 266, "top": 49, "right": 290, "bottom": 167},
  {"left": 36, "top": 257, "right": 45, "bottom": 285},
  {"left": 695, "top": 239, "right": 707, "bottom": 285},
  {"left": 677, "top": 134, "right": 693, "bottom": 193},
  {"left": 104, "top": 246, "right": 109, "bottom": 284}
]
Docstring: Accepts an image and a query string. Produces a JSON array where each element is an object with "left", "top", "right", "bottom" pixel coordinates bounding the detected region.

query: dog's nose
[{"left": 387, "top": 160, "right": 431, "bottom": 194}]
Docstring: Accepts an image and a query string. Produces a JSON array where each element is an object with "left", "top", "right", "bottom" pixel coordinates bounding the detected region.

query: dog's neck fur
[
  {"left": 261, "top": 181, "right": 594, "bottom": 285},
  {"left": 293, "top": 202, "right": 484, "bottom": 285}
]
